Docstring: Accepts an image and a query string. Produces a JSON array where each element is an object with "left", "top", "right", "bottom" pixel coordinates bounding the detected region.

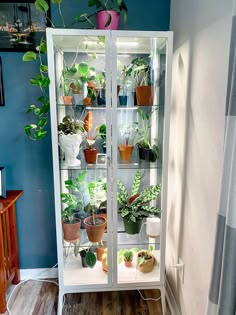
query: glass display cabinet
[{"left": 46, "top": 28, "right": 173, "bottom": 315}]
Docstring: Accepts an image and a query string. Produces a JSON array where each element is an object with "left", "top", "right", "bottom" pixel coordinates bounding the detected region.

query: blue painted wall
[{"left": 0, "top": 0, "right": 170, "bottom": 269}]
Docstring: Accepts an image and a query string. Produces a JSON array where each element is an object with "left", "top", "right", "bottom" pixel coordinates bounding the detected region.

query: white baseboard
[
  {"left": 166, "top": 279, "right": 181, "bottom": 315},
  {"left": 20, "top": 268, "right": 58, "bottom": 280}
]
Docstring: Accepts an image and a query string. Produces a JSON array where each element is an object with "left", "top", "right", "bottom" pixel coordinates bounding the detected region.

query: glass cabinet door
[
  {"left": 111, "top": 32, "right": 169, "bottom": 286},
  {"left": 47, "top": 29, "right": 113, "bottom": 288}
]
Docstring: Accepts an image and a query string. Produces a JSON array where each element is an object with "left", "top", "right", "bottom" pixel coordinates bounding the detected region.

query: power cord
[
  {"left": 6, "top": 263, "right": 59, "bottom": 315},
  {"left": 137, "top": 289, "right": 162, "bottom": 302}
]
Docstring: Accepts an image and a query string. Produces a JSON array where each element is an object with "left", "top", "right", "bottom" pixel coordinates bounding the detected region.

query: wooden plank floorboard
[{"left": 3, "top": 280, "right": 171, "bottom": 315}]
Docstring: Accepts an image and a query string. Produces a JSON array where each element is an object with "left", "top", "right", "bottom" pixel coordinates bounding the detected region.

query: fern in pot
[{"left": 117, "top": 169, "right": 161, "bottom": 234}]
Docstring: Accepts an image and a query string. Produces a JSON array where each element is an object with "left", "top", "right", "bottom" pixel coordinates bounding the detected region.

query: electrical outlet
[{"left": 178, "top": 257, "right": 184, "bottom": 284}]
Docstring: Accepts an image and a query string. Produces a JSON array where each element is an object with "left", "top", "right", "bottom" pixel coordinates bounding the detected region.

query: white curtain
[{"left": 207, "top": 10, "right": 236, "bottom": 315}]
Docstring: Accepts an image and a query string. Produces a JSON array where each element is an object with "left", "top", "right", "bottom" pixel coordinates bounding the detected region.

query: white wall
[{"left": 167, "top": 0, "right": 233, "bottom": 313}]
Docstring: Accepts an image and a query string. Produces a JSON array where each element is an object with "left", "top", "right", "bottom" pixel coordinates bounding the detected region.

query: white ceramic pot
[{"left": 59, "top": 133, "right": 83, "bottom": 167}]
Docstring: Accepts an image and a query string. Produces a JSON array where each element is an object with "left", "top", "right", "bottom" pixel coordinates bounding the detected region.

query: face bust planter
[{"left": 59, "top": 133, "right": 83, "bottom": 167}]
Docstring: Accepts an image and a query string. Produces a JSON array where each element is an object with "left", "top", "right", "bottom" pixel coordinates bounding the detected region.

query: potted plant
[
  {"left": 88, "top": 0, "right": 128, "bottom": 30},
  {"left": 137, "top": 249, "right": 157, "bottom": 273},
  {"left": 117, "top": 65, "right": 129, "bottom": 106},
  {"left": 118, "top": 123, "right": 135, "bottom": 161},
  {"left": 60, "top": 66, "right": 76, "bottom": 105},
  {"left": 134, "top": 108, "right": 160, "bottom": 162},
  {"left": 79, "top": 248, "right": 97, "bottom": 268},
  {"left": 98, "top": 123, "right": 106, "bottom": 153},
  {"left": 126, "top": 57, "right": 153, "bottom": 106},
  {"left": 61, "top": 171, "right": 87, "bottom": 243},
  {"left": 84, "top": 178, "right": 107, "bottom": 242},
  {"left": 58, "top": 115, "right": 84, "bottom": 167},
  {"left": 69, "top": 62, "right": 96, "bottom": 105},
  {"left": 117, "top": 169, "right": 161, "bottom": 234},
  {"left": 95, "top": 240, "right": 107, "bottom": 261}
]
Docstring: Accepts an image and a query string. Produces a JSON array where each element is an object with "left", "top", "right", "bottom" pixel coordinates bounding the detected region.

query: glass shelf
[{"left": 59, "top": 160, "right": 162, "bottom": 171}]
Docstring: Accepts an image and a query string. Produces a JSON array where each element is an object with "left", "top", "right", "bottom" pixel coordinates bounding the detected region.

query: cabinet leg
[
  {"left": 57, "top": 290, "right": 64, "bottom": 315},
  {"left": 160, "top": 287, "right": 166, "bottom": 315}
]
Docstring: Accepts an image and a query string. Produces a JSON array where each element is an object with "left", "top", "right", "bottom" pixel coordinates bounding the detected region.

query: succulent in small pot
[{"left": 117, "top": 169, "right": 161, "bottom": 234}]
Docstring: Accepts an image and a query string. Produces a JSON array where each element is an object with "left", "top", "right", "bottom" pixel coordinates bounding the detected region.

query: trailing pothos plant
[
  {"left": 22, "top": 0, "right": 88, "bottom": 140},
  {"left": 117, "top": 169, "right": 161, "bottom": 223},
  {"left": 23, "top": 38, "right": 50, "bottom": 140}
]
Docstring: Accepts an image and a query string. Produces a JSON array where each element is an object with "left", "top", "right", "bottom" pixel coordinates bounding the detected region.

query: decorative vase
[
  {"left": 123, "top": 217, "right": 142, "bottom": 235},
  {"left": 83, "top": 147, "right": 98, "bottom": 164},
  {"left": 84, "top": 215, "right": 107, "bottom": 242},
  {"left": 96, "top": 10, "right": 120, "bottom": 30},
  {"left": 118, "top": 145, "right": 134, "bottom": 162},
  {"left": 136, "top": 86, "right": 154, "bottom": 106},
  {"left": 62, "top": 219, "right": 81, "bottom": 243},
  {"left": 59, "top": 133, "right": 83, "bottom": 167}
]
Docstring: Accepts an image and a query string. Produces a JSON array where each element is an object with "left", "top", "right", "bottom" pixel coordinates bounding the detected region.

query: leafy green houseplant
[
  {"left": 84, "top": 178, "right": 107, "bottom": 242},
  {"left": 125, "top": 57, "right": 153, "bottom": 105},
  {"left": 87, "top": 0, "right": 128, "bottom": 29},
  {"left": 61, "top": 171, "right": 87, "bottom": 242},
  {"left": 117, "top": 169, "right": 161, "bottom": 234},
  {"left": 134, "top": 108, "right": 160, "bottom": 162}
]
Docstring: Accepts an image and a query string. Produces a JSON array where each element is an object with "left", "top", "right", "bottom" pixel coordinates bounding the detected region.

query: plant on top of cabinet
[
  {"left": 87, "top": 0, "right": 128, "bottom": 30},
  {"left": 133, "top": 108, "right": 160, "bottom": 162},
  {"left": 58, "top": 115, "right": 85, "bottom": 167},
  {"left": 84, "top": 178, "right": 107, "bottom": 242},
  {"left": 118, "top": 123, "right": 135, "bottom": 162},
  {"left": 125, "top": 57, "right": 153, "bottom": 105},
  {"left": 117, "top": 169, "right": 161, "bottom": 234},
  {"left": 61, "top": 171, "right": 87, "bottom": 243}
]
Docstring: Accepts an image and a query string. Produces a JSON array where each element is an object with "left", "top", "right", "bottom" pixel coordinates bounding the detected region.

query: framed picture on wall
[
  {"left": 0, "top": 167, "right": 6, "bottom": 198},
  {"left": 0, "top": 57, "right": 4, "bottom": 106},
  {"left": 0, "top": 0, "right": 51, "bottom": 52}
]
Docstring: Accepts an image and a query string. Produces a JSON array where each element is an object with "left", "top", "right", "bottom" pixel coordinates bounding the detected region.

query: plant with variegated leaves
[{"left": 117, "top": 169, "right": 161, "bottom": 223}]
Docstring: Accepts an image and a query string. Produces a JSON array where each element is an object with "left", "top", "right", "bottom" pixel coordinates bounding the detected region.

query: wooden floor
[{"left": 3, "top": 280, "right": 171, "bottom": 315}]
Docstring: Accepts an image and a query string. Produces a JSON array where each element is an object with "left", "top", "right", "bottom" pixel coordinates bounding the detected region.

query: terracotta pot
[
  {"left": 137, "top": 251, "right": 156, "bottom": 273},
  {"left": 118, "top": 145, "right": 134, "bottom": 162},
  {"left": 62, "top": 95, "right": 73, "bottom": 105},
  {"left": 96, "top": 241, "right": 107, "bottom": 261},
  {"left": 136, "top": 86, "right": 154, "bottom": 106},
  {"left": 62, "top": 219, "right": 81, "bottom": 243},
  {"left": 84, "top": 215, "right": 107, "bottom": 242},
  {"left": 83, "top": 147, "right": 98, "bottom": 164},
  {"left": 102, "top": 249, "right": 108, "bottom": 272},
  {"left": 96, "top": 10, "right": 120, "bottom": 30},
  {"left": 124, "top": 260, "right": 132, "bottom": 267}
]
